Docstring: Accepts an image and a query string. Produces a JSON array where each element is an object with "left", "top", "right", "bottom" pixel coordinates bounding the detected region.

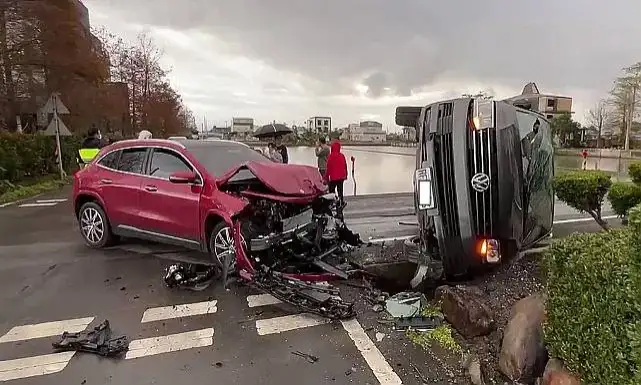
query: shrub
[
  {"left": 629, "top": 162, "right": 641, "bottom": 185},
  {"left": 543, "top": 228, "right": 641, "bottom": 384},
  {"left": 0, "top": 132, "right": 80, "bottom": 183},
  {"left": 608, "top": 182, "right": 641, "bottom": 217},
  {"left": 552, "top": 170, "right": 612, "bottom": 229}
]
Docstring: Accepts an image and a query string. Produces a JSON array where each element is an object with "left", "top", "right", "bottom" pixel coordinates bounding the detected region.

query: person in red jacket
[{"left": 325, "top": 140, "right": 348, "bottom": 205}]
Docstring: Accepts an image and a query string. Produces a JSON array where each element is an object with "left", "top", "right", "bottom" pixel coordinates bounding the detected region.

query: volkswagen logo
[{"left": 471, "top": 173, "right": 490, "bottom": 192}]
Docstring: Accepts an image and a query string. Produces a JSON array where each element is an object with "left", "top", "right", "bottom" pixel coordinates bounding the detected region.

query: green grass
[
  {"left": 0, "top": 175, "right": 71, "bottom": 204},
  {"left": 406, "top": 325, "right": 462, "bottom": 354}
]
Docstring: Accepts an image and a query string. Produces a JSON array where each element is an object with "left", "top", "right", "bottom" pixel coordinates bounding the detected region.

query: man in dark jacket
[
  {"left": 325, "top": 140, "right": 348, "bottom": 205},
  {"left": 315, "top": 137, "right": 330, "bottom": 177},
  {"left": 274, "top": 135, "right": 289, "bottom": 164},
  {"left": 78, "top": 125, "right": 105, "bottom": 166}
]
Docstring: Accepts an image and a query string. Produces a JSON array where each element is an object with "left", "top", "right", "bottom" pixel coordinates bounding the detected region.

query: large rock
[
  {"left": 435, "top": 285, "right": 495, "bottom": 338},
  {"left": 541, "top": 359, "right": 581, "bottom": 385},
  {"left": 499, "top": 294, "right": 548, "bottom": 383}
]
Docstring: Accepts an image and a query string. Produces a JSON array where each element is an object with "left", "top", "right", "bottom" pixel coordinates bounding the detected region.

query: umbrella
[{"left": 254, "top": 123, "right": 292, "bottom": 139}]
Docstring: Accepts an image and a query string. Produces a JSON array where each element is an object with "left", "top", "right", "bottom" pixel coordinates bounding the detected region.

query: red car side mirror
[{"left": 169, "top": 170, "right": 198, "bottom": 184}]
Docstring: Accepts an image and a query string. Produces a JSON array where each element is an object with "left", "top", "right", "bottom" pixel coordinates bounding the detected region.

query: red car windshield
[{"left": 184, "top": 141, "right": 270, "bottom": 176}]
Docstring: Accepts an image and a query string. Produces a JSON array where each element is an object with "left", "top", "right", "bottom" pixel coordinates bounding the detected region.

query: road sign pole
[{"left": 53, "top": 94, "right": 65, "bottom": 180}]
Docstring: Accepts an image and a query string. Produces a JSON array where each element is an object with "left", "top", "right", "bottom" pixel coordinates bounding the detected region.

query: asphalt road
[{"left": 0, "top": 188, "right": 615, "bottom": 385}]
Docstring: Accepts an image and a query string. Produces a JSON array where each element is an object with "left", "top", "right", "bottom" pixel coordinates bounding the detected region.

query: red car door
[
  {"left": 137, "top": 147, "right": 202, "bottom": 247},
  {"left": 95, "top": 148, "right": 147, "bottom": 228}
]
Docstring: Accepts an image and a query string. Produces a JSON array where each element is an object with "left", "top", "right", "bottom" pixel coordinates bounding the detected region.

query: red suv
[{"left": 72, "top": 139, "right": 331, "bottom": 268}]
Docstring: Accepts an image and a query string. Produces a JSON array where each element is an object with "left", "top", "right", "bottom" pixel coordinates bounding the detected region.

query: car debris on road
[{"left": 52, "top": 320, "right": 128, "bottom": 357}]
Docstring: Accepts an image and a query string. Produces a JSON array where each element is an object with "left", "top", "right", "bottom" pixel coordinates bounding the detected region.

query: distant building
[
  {"left": 402, "top": 126, "right": 416, "bottom": 142},
  {"left": 504, "top": 82, "right": 573, "bottom": 120},
  {"left": 307, "top": 116, "right": 332, "bottom": 133},
  {"left": 231, "top": 117, "right": 254, "bottom": 137},
  {"left": 346, "top": 121, "right": 386, "bottom": 143}
]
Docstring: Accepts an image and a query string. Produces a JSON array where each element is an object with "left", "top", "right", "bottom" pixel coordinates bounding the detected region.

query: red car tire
[{"left": 78, "top": 201, "right": 115, "bottom": 249}]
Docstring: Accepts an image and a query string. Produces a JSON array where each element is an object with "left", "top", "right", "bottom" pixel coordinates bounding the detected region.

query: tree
[
  {"left": 462, "top": 90, "right": 494, "bottom": 100},
  {"left": 586, "top": 100, "right": 611, "bottom": 148},
  {"left": 609, "top": 62, "right": 641, "bottom": 150},
  {"left": 551, "top": 113, "right": 582, "bottom": 148}
]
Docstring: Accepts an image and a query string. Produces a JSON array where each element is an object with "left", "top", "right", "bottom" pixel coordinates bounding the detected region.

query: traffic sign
[
  {"left": 42, "top": 115, "right": 71, "bottom": 136},
  {"left": 41, "top": 92, "right": 70, "bottom": 115}
]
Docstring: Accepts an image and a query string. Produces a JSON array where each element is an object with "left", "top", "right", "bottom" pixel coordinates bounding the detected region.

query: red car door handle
[
  {"left": 101, "top": 178, "right": 112, "bottom": 184},
  {"left": 144, "top": 185, "right": 158, "bottom": 192}
]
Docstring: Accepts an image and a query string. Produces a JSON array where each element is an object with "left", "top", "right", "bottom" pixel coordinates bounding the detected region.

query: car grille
[
  {"left": 433, "top": 102, "right": 460, "bottom": 237},
  {"left": 467, "top": 108, "right": 499, "bottom": 236}
]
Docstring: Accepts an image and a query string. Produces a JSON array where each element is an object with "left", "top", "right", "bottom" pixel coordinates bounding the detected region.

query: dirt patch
[{"left": 344, "top": 243, "right": 544, "bottom": 384}]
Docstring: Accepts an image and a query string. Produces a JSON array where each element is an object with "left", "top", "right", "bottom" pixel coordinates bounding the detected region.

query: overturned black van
[{"left": 396, "top": 97, "right": 554, "bottom": 283}]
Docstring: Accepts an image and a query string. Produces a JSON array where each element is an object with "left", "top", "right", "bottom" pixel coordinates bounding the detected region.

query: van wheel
[
  {"left": 395, "top": 106, "right": 422, "bottom": 127},
  {"left": 78, "top": 202, "right": 114, "bottom": 248}
]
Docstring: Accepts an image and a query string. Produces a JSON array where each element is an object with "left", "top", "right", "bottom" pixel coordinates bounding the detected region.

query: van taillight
[{"left": 478, "top": 238, "right": 501, "bottom": 263}]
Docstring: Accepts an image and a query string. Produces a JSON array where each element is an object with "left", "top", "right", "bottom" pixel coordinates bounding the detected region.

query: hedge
[
  {"left": 552, "top": 170, "right": 612, "bottom": 229},
  {"left": 0, "top": 132, "right": 80, "bottom": 184},
  {"left": 629, "top": 162, "right": 641, "bottom": 185},
  {"left": 543, "top": 225, "right": 641, "bottom": 384},
  {"left": 608, "top": 182, "right": 641, "bottom": 217}
]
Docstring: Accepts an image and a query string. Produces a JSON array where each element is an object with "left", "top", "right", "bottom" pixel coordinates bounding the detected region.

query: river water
[{"left": 283, "top": 146, "right": 630, "bottom": 195}]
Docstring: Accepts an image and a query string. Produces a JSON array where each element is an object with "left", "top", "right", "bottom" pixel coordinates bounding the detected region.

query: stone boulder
[
  {"left": 499, "top": 294, "right": 548, "bottom": 383},
  {"left": 541, "top": 359, "right": 581, "bottom": 385},
  {"left": 435, "top": 285, "right": 495, "bottom": 338}
]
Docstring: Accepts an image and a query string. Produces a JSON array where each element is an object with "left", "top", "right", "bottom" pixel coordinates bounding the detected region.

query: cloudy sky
[{"left": 83, "top": 0, "right": 641, "bottom": 131}]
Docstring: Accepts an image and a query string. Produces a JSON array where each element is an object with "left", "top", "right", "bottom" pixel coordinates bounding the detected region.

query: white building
[
  {"left": 231, "top": 118, "right": 254, "bottom": 137},
  {"left": 307, "top": 116, "right": 332, "bottom": 133},
  {"left": 346, "top": 121, "right": 386, "bottom": 143}
]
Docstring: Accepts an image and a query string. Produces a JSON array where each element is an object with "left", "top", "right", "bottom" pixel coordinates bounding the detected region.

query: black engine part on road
[{"left": 52, "top": 320, "right": 128, "bottom": 357}]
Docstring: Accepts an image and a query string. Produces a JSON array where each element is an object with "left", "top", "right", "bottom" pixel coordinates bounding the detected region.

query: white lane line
[
  {"left": 18, "top": 202, "right": 58, "bottom": 208},
  {"left": 36, "top": 199, "right": 67, "bottom": 203},
  {"left": 0, "top": 317, "right": 94, "bottom": 344},
  {"left": 553, "top": 215, "right": 617, "bottom": 225},
  {"left": 0, "top": 351, "right": 76, "bottom": 382},
  {"left": 247, "top": 294, "right": 281, "bottom": 308},
  {"left": 125, "top": 328, "right": 214, "bottom": 360},
  {"left": 369, "top": 235, "right": 413, "bottom": 244},
  {"left": 256, "top": 313, "right": 330, "bottom": 336},
  {"left": 341, "top": 319, "right": 402, "bottom": 385},
  {"left": 140, "top": 300, "right": 218, "bottom": 323},
  {"left": 0, "top": 202, "right": 14, "bottom": 208}
]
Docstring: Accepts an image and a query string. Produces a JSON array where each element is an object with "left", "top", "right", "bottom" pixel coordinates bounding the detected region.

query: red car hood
[{"left": 217, "top": 161, "right": 327, "bottom": 197}]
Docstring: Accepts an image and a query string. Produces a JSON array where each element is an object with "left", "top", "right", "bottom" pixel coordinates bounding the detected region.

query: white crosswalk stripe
[
  {"left": 0, "top": 299, "right": 219, "bottom": 381},
  {"left": 247, "top": 293, "right": 402, "bottom": 384}
]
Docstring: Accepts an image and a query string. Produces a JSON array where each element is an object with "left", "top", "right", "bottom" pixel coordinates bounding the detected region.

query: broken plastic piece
[
  {"left": 52, "top": 320, "right": 128, "bottom": 357},
  {"left": 393, "top": 315, "right": 443, "bottom": 331},
  {"left": 384, "top": 292, "right": 427, "bottom": 318}
]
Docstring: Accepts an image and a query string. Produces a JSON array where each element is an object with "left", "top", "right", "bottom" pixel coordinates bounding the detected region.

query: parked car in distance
[{"left": 72, "top": 139, "right": 332, "bottom": 268}]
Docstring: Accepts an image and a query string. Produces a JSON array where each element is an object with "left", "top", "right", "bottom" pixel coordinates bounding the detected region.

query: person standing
[
  {"left": 77, "top": 125, "right": 105, "bottom": 166},
  {"left": 581, "top": 149, "right": 588, "bottom": 170},
  {"left": 325, "top": 139, "right": 348, "bottom": 206},
  {"left": 315, "top": 137, "right": 330, "bottom": 177},
  {"left": 274, "top": 135, "right": 289, "bottom": 164},
  {"left": 267, "top": 142, "right": 283, "bottom": 163}
]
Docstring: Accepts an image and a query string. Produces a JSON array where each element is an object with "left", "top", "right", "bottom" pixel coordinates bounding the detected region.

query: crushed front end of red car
[{"left": 166, "top": 161, "right": 364, "bottom": 320}]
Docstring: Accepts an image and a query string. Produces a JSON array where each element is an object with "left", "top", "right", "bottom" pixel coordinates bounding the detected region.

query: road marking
[
  {"left": 35, "top": 199, "right": 67, "bottom": 203},
  {"left": 553, "top": 215, "right": 617, "bottom": 225},
  {"left": 341, "top": 319, "right": 402, "bottom": 385},
  {"left": 140, "top": 300, "right": 218, "bottom": 323},
  {"left": 0, "top": 317, "right": 94, "bottom": 344},
  {"left": 247, "top": 294, "right": 281, "bottom": 308},
  {"left": 0, "top": 202, "right": 14, "bottom": 208},
  {"left": 255, "top": 313, "right": 330, "bottom": 336},
  {"left": 0, "top": 351, "right": 75, "bottom": 382},
  {"left": 18, "top": 202, "right": 58, "bottom": 208},
  {"left": 125, "top": 328, "right": 214, "bottom": 360}
]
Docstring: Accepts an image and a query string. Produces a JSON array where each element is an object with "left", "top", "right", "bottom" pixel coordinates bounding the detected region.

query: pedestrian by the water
[
  {"left": 325, "top": 139, "right": 348, "bottom": 206},
  {"left": 315, "top": 137, "right": 330, "bottom": 177},
  {"left": 581, "top": 149, "right": 588, "bottom": 170},
  {"left": 274, "top": 135, "right": 289, "bottom": 164},
  {"left": 268, "top": 143, "right": 283, "bottom": 163}
]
